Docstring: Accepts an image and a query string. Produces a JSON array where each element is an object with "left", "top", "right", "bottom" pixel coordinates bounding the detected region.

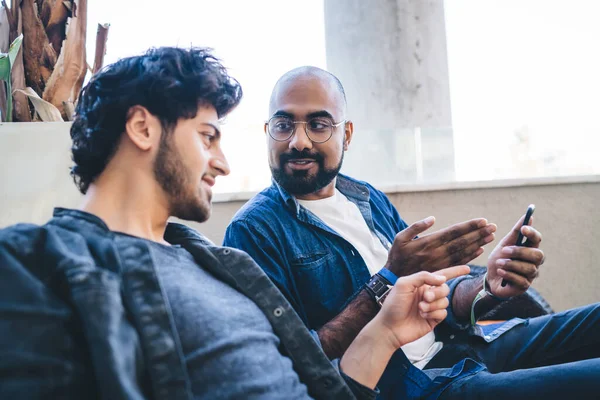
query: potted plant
[{"left": 0, "top": 0, "right": 108, "bottom": 122}]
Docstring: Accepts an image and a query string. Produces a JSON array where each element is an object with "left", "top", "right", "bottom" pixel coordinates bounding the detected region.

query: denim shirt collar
[
  {"left": 272, "top": 174, "right": 371, "bottom": 216},
  {"left": 272, "top": 174, "right": 381, "bottom": 245}
]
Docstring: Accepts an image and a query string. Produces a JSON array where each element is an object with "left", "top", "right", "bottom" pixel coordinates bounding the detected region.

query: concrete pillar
[{"left": 324, "top": 0, "right": 455, "bottom": 185}]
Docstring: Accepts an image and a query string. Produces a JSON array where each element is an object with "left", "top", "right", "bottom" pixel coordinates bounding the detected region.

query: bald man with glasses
[{"left": 225, "top": 66, "right": 600, "bottom": 399}]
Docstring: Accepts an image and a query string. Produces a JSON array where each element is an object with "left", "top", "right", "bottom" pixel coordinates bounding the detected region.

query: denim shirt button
[
  {"left": 484, "top": 335, "right": 491, "bottom": 341},
  {"left": 449, "top": 334, "right": 455, "bottom": 340},
  {"left": 273, "top": 307, "right": 284, "bottom": 317},
  {"left": 223, "top": 249, "right": 231, "bottom": 255}
]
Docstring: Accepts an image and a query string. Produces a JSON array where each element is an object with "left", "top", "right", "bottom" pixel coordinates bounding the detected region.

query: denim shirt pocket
[{"left": 290, "top": 251, "right": 345, "bottom": 326}]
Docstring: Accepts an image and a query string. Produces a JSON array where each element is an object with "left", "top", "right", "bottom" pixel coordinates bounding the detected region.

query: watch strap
[{"left": 377, "top": 267, "right": 398, "bottom": 285}]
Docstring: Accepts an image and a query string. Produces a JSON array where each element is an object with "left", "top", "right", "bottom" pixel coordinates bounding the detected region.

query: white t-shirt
[{"left": 297, "top": 189, "right": 442, "bottom": 369}]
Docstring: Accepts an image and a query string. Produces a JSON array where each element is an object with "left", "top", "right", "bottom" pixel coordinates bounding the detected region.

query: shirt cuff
[
  {"left": 310, "top": 330, "right": 378, "bottom": 399},
  {"left": 332, "top": 358, "right": 380, "bottom": 400}
]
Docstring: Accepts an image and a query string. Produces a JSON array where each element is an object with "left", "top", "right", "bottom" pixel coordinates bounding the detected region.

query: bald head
[
  {"left": 269, "top": 66, "right": 347, "bottom": 115},
  {"left": 265, "top": 66, "right": 353, "bottom": 199}
]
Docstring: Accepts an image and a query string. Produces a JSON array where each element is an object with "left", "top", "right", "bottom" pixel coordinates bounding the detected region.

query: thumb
[
  {"left": 395, "top": 216, "right": 436, "bottom": 244},
  {"left": 499, "top": 214, "right": 530, "bottom": 247}
]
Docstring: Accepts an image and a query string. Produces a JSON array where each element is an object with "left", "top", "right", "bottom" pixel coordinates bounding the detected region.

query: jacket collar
[{"left": 51, "top": 208, "right": 212, "bottom": 246}]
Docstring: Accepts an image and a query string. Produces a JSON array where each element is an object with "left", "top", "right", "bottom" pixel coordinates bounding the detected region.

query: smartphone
[{"left": 501, "top": 204, "right": 535, "bottom": 287}]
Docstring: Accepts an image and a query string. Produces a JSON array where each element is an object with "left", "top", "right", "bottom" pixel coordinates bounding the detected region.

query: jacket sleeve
[
  {"left": 0, "top": 227, "right": 93, "bottom": 399},
  {"left": 0, "top": 226, "right": 146, "bottom": 400}
]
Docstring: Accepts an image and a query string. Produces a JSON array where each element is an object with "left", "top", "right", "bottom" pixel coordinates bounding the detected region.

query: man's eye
[
  {"left": 309, "top": 119, "right": 329, "bottom": 131},
  {"left": 199, "top": 132, "right": 216, "bottom": 146},
  {"left": 275, "top": 121, "right": 292, "bottom": 131}
]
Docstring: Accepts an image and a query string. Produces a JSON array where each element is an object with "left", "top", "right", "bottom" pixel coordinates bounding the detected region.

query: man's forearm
[
  {"left": 317, "top": 290, "right": 378, "bottom": 359},
  {"left": 452, "top": 276, "right": 503, "bottom": 321}
]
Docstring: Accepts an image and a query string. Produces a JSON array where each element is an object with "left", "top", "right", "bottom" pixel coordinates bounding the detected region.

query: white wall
[{"left": 1, "top": 123, "right": 598, "bottom": 311}]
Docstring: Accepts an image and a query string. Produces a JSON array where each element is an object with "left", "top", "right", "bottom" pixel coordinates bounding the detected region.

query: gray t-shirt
[{"left": 116, "top": 234, "right": 310, "bottom": 399}]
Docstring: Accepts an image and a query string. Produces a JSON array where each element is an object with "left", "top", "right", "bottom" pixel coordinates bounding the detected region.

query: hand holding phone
[{"left": 501, "top": 204, "right": 535, "bottom": 287}]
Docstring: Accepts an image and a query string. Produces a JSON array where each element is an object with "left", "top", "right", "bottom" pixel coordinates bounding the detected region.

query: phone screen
[{"left": 516, "top": 204, "right": 535, "bottom": 247}]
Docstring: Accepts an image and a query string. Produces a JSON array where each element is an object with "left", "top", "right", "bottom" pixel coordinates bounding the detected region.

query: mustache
[{"left": 279, "top": 150, "right": 324, "bottom": 164}]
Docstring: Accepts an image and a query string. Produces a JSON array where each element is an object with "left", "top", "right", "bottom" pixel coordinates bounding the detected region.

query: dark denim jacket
[
  {"left": 0, "top": 208, "right": 375, "bottom": 400},
  {"left": 224, "top": 174, "right": 552, "bottom": 399}
]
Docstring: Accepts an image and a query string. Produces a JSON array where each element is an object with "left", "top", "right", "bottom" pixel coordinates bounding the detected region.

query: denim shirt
[
  {"left": 224, "top": 174, "right": 551, "bottom": 399},
  {"left": 0, "top": 208, "right": 376, "bottom": 400}
]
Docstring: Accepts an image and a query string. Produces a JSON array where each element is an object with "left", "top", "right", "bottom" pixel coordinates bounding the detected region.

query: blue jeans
[{"left": 440, "top": 303, "right": 600, "bottom": 399}]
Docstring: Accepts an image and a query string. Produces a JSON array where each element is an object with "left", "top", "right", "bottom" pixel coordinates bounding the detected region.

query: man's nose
[
  {"left": 289, "top": 123, "right": 313, "bottom": 152},
  {"left": 209, "top": 147, "right": 231, "bottom": 177}
]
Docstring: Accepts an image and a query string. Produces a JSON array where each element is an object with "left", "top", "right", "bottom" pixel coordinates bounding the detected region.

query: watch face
[
  {"left": 368, "top": 274, "right": 391, "bottom": 297},
  {"left": 366, "top": 274, "right": 393, "bottom": 308}
]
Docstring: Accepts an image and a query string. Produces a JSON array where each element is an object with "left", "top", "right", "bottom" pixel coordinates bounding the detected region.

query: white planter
[{"left": 0, "top": 122, "right": 81, "bottom": 227}]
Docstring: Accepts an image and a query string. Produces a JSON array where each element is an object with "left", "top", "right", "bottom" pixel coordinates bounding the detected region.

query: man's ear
[
  {"left": 124, "top": 106, "right": 162, "bottom": 152},
  {"left": 343, "top": 120, "right": 354, "bottom": 151}
]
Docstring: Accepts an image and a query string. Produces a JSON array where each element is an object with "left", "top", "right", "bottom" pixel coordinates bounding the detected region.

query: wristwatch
[{"left": 365, "top": 272, "right": 394, "bottom": 307}]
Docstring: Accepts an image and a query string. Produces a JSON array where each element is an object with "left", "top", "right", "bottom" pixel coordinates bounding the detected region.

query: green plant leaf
[
  {"left": 0, "top": 54, "right": 9, "bottom": 81},
  {"left": 14, "top": 88, "right": 63, "bottom": 122},
  {"left": 0, "top": 55, "right": 11, "bottom": 122},
  {"left": 8, "top": 34, "right": 23, "bottom": 69},
  {"left": 0, "top": 35, "right": 24, "bottom": 122}
]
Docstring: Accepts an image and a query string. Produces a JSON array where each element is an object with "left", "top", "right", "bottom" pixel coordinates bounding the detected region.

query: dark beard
[
  {"left": 153, "top": 131, "right": 211, "bottom": 223},
  {"left": 271, "top": 149, "right": 343, "bottom": 196}
]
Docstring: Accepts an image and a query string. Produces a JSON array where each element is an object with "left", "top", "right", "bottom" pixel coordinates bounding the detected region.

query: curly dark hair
[{"left": 70, "top": 47, "right": 243, "bottom": 194}]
